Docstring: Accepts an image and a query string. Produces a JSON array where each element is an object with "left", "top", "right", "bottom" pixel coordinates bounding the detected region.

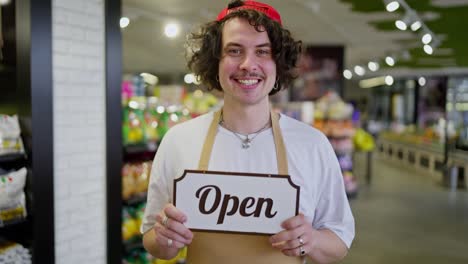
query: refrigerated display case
[{"left": 447, "top": 77, "right": 468, "bottom": 151}]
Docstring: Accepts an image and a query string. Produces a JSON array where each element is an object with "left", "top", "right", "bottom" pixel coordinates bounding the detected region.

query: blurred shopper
[{"left": 141, "top": 1, "right": 354, "bottom": 263}]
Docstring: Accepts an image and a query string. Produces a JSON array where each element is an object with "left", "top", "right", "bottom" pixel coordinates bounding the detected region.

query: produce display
[{"left": 379, "top": 126, "right": 446, "bottom": 151}]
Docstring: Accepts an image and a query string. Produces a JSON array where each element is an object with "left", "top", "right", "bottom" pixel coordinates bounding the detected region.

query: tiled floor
[{"left": 342, "top": 153, "right": 468, "bottom": 264}]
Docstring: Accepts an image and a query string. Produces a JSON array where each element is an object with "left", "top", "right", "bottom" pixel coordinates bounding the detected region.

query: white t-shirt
[{"left": 141, "top": 112, "right": 355, "bottom": 248}]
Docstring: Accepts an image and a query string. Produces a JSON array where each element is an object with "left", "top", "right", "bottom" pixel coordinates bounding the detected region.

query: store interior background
[
  {"left": 1, "top": 0, "right": 468, "bottom": 263},
  {"left": 121, "top": 0, "right": 468, "bottom": 263}
]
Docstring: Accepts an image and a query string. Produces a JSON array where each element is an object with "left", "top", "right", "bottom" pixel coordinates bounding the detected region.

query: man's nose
[{"left": 239, "top": 53, "right": 258, "bottom": 71}]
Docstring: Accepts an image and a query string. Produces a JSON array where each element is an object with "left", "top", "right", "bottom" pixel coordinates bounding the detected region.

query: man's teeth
[{"left": 238, "top": 79, "right": 259, "bottom": 85}]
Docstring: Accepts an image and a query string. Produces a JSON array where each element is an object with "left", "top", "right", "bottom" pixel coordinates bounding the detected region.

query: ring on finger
[
  {"left": 299, "top": 246, "right": 306, "bottom": 256},
  {"left": 162, "top": 215, "right": 169, "bottom": 227},
  {"left": 298, "top": 236, "right": 304, "bottom": 246},
  {"left": 167, "top": 238, "right": 173, "bottom": 247}
]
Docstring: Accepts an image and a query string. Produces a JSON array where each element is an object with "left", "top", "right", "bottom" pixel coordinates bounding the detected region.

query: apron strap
[
  {"left": 271, "top": 109, "right": 288, "bottom": 175},
  {"left": 198, "top": 108, "right": 288, "bottom": 175},
  {"left": 198, "top": 109, "right": 222, "bottom": 170}
]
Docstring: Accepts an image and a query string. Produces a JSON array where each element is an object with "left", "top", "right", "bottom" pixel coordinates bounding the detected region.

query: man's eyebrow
[
  {"left": 256, "top": 43, "right": 271, "bottom": 48},
  {"left": 223, "top": 42, "right": 271, "bottom": 48},
  {"left": 224, "top": 42, "right": 242, "bottom": 47}
]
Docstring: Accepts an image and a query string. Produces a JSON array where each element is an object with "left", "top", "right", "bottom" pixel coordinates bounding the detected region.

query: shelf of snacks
[
  {"left": 275, "top": 93, "right": 359, "bottom": 198},
  {"left": 313, "top": 92, "right": 358, "bottom": 198},
  {"left": 0, "top": 114, "right": 32, "bottom": 263},
  {"left": 121, "top": 75, "right": 220, "bottom": 264}
]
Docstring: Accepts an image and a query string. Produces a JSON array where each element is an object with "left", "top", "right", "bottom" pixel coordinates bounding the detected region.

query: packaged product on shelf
[
  {"left": 0, "top": 241, "right": 32, "bottom": 264},
  {"left": 337, "top": 154, "right": 353, "bottom": 171},
  {"left": 122, "top": 206, "right": 140, "bottom": 242},
  {"left": 330, "top": 138, "right": 354, "bottom": 154},
  {"left": 134, "top": 202, "right": 146, "bottom": 232},
  {"left": 145, "top": 98, "right": 161, "bottom": 143},
  {"left": 327, "top": 120, "right": 355, "bottom": 138},
  {"left": 154, "top": 85, "right": 186, "bottom": 108},
  {"left": 133, "top": 162, "right": 151, "bottom": 194},
  {"left": 0, "top": 167, "right": 27, "bottom": 226},
  {"left": 123, "top": 99, "right": 147, "bottom": 146},
  {"left": 0, "top": 115, "right": 25, "bottom": 156},
  {"left": 343, "top": 171, "right": 358, "bottom": 198},
  {"left": 183, "top": 89, "right": 219, "bottom": 116},
  {"left": 122, "top": 164, "right": 137, "bottom": 201},
  {"left": 353, "top": 128, "right": 375, "bottom": 152},
  {"left": 122, "top": 161, "right": 152, "bottom": 201},
  {"left": 328, "top": 101, "right": 353, "bottom": 120}
]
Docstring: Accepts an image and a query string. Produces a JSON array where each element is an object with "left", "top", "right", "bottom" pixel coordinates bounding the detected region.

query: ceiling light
[
  {"left": 410, "top": 21, "right": 422, "bottom": 31},
  {"left": 0, "top": 0, "right": 11, "bottom": 5},
  {"left": 164, "top": 23, "right": 179, "bottom": 38},
  {"left": 423, "top": 44, "right": 434, "bottom": 55},
  {"left": 343, "top": 70, "right": 353, "bottom": 80},
  {"left": 385, "top": 1, "right": 400, "bottom": 12},
  {"left": 368, "top": 61, "right": 380, "bottom": 72},
  {"left": 418, "top": 77, "right": 426, "bottom": 86},
  {"left": 422, "top": 33, "right": 432, "bottom": 44},
  {"left": 395, "top": 20, "right": 408, "bottom": 30},
  {"left": 184, "top": 73, "right": 196, "bottom": 84},
  {"left": 120, "top": 17, "right": 130, "bottom": 28},
  {"left": 354, "top": 65, "right": 366, "bottom": 76},
  {"left": 359, "top": 76, "right": 386, "bottom": 88},
  {"left": 385, "top": 75, "right": 394, "bottom": 86},
  {"left": 385, "top": 56, "right": 395, "bottom": 66}
]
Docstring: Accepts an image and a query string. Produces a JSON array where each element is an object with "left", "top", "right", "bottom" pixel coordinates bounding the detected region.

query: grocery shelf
[
  {"left": 123, "top": 142, "right": 158, "bottom": 162},
  {"left": 123, "top": 193, "right": 147, "bottom": 206},
  {"left": 123, "top": 236, "right": 143, "bottom": 253},
  {"left": 0, "top": 153, "right": 26, "bottom": 164}
]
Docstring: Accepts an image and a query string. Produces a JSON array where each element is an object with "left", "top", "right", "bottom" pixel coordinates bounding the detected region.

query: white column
[{"left": 52, "top": 0, "right": 106, "bottom": 263}]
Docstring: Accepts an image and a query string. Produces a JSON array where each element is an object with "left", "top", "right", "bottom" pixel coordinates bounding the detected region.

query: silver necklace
[{"left": 219, "top": 113, "right": 271, "bottom": 149}]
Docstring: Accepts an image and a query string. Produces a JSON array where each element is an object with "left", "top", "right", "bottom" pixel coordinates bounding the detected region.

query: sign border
[{"left": 173, "top": 169, "right": 300, "bottom": 236}]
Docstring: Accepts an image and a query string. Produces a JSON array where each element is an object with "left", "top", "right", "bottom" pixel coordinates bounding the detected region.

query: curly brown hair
[{"left": 186, "top": 1, "right": 302, "bottom": 96}]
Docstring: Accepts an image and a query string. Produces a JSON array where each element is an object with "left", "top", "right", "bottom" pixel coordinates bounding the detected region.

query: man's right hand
[
  {"left": 143, "top": 204, "right": 193, "bottom": 260},
  {"left": 154, "top": 204, "right": 194, "bottom": 249}
]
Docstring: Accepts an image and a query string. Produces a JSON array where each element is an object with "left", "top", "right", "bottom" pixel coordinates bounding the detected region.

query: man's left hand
[{"left": 269, "top": 213, "right": 316, "bottom": 257}]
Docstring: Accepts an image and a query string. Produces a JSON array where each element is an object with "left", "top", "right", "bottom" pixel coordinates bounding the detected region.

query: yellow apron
[{"left": 186, "top": 109, "right": 303, "bottom": 264}]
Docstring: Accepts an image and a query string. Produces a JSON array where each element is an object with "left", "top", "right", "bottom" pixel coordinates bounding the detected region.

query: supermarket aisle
[{"left": 343, "top": 153, "right": 468, "bottom": 264}]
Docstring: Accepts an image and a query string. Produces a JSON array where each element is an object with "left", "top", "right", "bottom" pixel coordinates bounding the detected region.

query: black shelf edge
[
  {"left": 124, "top": 142, "right": 158, "bottom": 153},
  {"left": 123, "top": 237, "right": 144, "bottom": 253},
  {"left": 0, "top": 153, "right": 26, "bottom": 164},
  {"left": 0, "top": 217, "right": 28, "bottom": 230},
  {"left": 123, "top": 142, "right": 158, "bottom": 162},
  {"left": 123, "top": 193, "right": 147, "bottom": 206}
]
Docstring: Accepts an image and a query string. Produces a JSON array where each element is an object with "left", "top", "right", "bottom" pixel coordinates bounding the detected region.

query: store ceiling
[{"left": 122, "top": 0, "right": 468, "bottom": 78}]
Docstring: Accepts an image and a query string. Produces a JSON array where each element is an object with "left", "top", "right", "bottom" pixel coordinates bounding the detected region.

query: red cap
[{"left": 216, "top": 1, "right": 282, "bottom": 25}]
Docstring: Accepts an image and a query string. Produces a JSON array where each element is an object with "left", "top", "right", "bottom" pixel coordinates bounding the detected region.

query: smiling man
[{"left": 141, "top": 1, "right": 355, "bottom": 263}]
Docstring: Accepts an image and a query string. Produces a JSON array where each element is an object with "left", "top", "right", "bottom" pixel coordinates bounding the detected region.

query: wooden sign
[{"left": 174, "top": 170, "right": 300, "bottom": 235}]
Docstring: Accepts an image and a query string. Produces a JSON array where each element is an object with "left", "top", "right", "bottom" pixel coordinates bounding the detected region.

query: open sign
[{"left": 174, "top": 170, "right": 300, "bottom": 235}]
